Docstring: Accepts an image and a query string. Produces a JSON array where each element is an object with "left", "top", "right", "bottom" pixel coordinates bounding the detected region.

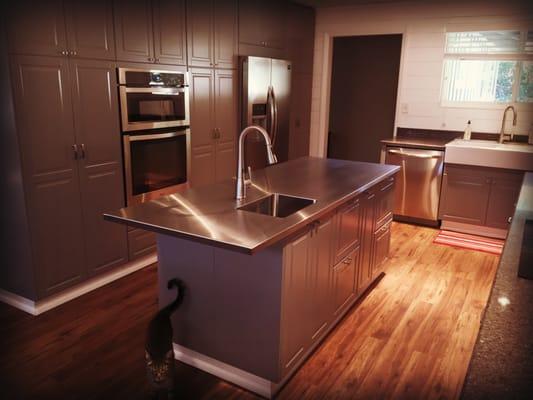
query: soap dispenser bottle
[{"left": 463, "top": 120, "right": 472, "bottom": 140}]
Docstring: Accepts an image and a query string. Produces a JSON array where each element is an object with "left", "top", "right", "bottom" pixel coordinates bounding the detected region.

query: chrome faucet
[
  {"left": 236, "top": 125, "right": 277, "bottom": 200},
  {"left": 499, "top": 105, "right": 517, "bottom": 144}
]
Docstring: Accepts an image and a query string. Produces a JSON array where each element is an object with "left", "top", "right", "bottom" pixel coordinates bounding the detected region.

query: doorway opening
[{"left": 327, "top": 34, "right": 402, "bottom": 163}]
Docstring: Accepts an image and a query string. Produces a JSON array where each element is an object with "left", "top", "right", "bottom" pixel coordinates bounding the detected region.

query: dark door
[
  {"left": 10, "top": 55, "right": 86, "bottom": 297},
  {"left": 187, "top": 0, "right": 213, "bottom": 68},
  {"left": 328, "top": 35, "right": 402, "bottom": 163},
  {"left": 113, "top": 0, "right": 154, "bottom": 63},
  {"left": 6, "top": 0, "right": 67, "bottom": 57},
  {"left": 65, "top": 0, "right": 116, "bottom": 60},
  {"left": 153, "top": 0, "right": 187, "bottom": 65},
  {"left": 70, "top": 59, "right": 128, "bottom": 276}
]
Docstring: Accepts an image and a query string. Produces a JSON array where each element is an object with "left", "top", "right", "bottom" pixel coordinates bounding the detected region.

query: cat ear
[{"left": 165, "top": 350, "right": 174, "bottom": 360}]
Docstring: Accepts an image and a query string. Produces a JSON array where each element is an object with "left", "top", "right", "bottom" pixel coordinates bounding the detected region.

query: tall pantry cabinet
[
  {"left": 188, "top": 0, "right": 238, "bottom": 187},
  {"left": 2, "top": 1, "right": 127, "bottom": 300}
]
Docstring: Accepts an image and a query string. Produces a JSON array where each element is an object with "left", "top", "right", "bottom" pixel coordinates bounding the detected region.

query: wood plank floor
[{"left": 0, "top": 223, "right": 500, "bottom": 399}]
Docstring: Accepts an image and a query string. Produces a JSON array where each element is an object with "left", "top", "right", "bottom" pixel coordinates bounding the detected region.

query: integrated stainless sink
[{"left": 237, "top": 193, "right": 316, "bottom": 218}]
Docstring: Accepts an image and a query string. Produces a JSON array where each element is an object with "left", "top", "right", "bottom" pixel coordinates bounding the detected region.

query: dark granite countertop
[
  {"left": 462, "top": 172, "right": 533, "bottom": 399},
  {"left": 104, "top": 157, "right": 399, "bottom": 254}
]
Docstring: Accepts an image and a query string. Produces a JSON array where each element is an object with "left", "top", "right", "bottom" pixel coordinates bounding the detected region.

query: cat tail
[{"left": 162, "top": 278, "right": 185, "bottom": 314}]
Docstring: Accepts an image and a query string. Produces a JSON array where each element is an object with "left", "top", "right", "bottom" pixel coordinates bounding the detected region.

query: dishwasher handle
[{"left": 387, "top": 148, "right": 442, "bottom": 159}]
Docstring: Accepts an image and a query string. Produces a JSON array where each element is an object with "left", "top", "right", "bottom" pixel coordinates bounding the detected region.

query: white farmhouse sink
[{"left": 445, "top": 139, "right": 533, "bottom": 171}]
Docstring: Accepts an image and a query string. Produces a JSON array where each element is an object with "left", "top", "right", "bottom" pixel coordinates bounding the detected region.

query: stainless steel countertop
[{"left": 104, "top": 157, "right": 400, "bottom": 254}]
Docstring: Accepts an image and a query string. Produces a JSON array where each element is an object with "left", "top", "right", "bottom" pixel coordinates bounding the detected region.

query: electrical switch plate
[{"left": 400, "top": 103, "right": 408, "bottom": 114}]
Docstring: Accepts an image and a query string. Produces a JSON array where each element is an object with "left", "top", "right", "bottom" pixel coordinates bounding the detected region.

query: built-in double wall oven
[{"left": 118, "top": 67, "right": 190, "bottom": 204}]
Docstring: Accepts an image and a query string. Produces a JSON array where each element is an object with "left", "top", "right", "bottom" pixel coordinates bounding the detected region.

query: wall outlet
[{"left": 400, "top": 103, "right": 408, "bottom": 114}]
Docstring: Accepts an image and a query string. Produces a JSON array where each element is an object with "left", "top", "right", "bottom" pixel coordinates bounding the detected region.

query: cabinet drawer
[
  {"left": 334, "top": 197, "right": 361, "bottom": 264},
  {"left": 332, "top": 248, "right": 358, "bottom": 316},
  {"left": 127, "top": 228, "right": 156, "bottom": 260}
]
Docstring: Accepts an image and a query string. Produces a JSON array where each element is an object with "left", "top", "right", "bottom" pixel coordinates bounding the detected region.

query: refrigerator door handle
[
  {"left": 271, "top": 86, "right": 278, "bottom": 147},
  {"left": 266, "top": 86, "right": 274, "bottom": 140}
]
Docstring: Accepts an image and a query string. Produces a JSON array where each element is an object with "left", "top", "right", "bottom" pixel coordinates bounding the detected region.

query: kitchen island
[{"left": 104, "top": 157, "right": 399, "bottom": 398}]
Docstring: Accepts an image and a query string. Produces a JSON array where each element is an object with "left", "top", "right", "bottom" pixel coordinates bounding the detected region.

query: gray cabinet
[
  {"left": 189, "top": 67, "right": 236, "bottom": 187},
  {"left": 281, "top": 214, "right": 334, "bottom": 374},
  {"left": 7, "top": 0, "right": 116, "bottom": 60},
  {"left": 70, "top": 59, "right": 128, "bottom": 275},
  {"left": 238, "top": 0, "right": 286, "bottom": 58},
  {"left": 332, "top": 247, "right": 359, "bottom": 316},
  {"left": 439, "top": 164, "right": 523, "bottom": 232},
  {"left": 439, "top": 165, "right": 491, "bottom": 225},
  {"left": 113, "top": 0, "right": 154, "bottom": 63},
  {"left": 9, "top": 55, "right": 128, "bottom": 297},
  {"left": 114, "top": 0, "right": 187, "bottom": 64},
  {"left": 187, "top": 0, "right": 237, "bottom": 68},
  {"left": 10, "top": 55, "right": 86, "bottom": 297},
  {"left": 334, "top": 197, "right": 361, "bottom": 264},
  {"left": 153, "top": 0, "right": 187, "bottom": 65},
  {"left": 359, "top": 189, "right": 376, "bottom": 292}
]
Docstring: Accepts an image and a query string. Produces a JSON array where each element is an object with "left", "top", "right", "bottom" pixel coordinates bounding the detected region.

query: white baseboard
[
  {"left": 0, "top": 253, "right": 157, "bottom": 316},
  {"left": 173, "top": 343, "right": 281, "bottom": 399}
]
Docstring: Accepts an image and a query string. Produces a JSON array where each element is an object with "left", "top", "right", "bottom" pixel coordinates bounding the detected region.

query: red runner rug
[{"left": 433, "top": 230, "right": 504, "bottom": 255}]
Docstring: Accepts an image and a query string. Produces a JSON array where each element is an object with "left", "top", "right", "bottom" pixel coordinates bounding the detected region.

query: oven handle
[
  {"left": 128, "top": 131, "right": 189, "bottom": 142},
  {"left": 123, "top": 87, "right": 186, "bottom": 95},
  {"left": 386, "top": 148, "right": 442, "bottom": 159}
]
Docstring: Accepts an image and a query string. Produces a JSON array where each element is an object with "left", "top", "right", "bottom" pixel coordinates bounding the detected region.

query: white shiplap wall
[{"left": 309, "top": 0, "right": 533, "bottom": 157}]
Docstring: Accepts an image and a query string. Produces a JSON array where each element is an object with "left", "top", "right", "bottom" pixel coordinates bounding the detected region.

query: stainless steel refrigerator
[{"left": 240, "top": 56, "right": 291, "bottom": 169}]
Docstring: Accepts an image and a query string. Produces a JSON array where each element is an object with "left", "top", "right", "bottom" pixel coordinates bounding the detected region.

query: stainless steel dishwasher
[{"left": 384, "top": 146, "right": 444, "bottom": 226}]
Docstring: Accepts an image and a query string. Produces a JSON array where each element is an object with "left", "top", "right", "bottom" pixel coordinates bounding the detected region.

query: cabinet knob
[
  {"left": 508, "top": 216, "right": 512, "bottom": 224},
  {"left": 61, "top": 50, "right": 68, "bottom": 56},
  {"left": 71, "top": 50, "right": 77, "bottom": 56},
  {"left": 155, "top": 58, "right": 160, "bottom": 62},
  {"left": 80, "top": 143, "right": 86, "bottom": 159},
  {"left": 148, "top": 57, "right": 154, "bottom": 62},
  {"left": 72, "top": 144, "right": 79, "bottom": 160}
]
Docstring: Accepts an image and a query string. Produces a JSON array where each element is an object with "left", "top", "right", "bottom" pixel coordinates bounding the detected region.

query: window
[{"left": 441, "top": 29, "right": 533, "bottom": 105}]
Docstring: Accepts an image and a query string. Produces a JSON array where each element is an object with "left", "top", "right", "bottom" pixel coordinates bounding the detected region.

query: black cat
[{"left": 145, "top": 278, "right": 185, "bottom": 399}]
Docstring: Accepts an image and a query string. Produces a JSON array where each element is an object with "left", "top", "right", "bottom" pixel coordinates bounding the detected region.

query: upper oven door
[{"left": 119, "top": 87, "right": 190, "bottom": 132}]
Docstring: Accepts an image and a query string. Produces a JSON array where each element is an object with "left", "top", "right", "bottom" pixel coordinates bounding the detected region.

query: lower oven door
[{"left": 123, "top": 130, "right": 190, "bottom": 204}]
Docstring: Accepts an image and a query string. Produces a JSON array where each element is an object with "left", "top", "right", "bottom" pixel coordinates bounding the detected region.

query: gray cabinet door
[
  {"left": 70, "top": 59, "right": 128, "bottom": 276},
  {"left": 485, "top": 171, "right": 523, "bottom": 230},
  {"left": 213, "top": 0, "right": 238, "bottom": 69},
  {"left": 6, "top": 0, "right": 68, "bottom": 57},
  {"left": 186, "top": 0, "right": 213, "bottom": 68},
  {"left": 10, "top": 55, "right": 86, "bottom": 297},
  {"left": 375, "top": 176, "right": 395, "bottom": 229},
  {"left": 214, "top": 69, "right": 237, "bottom": 182},
  {"left": 153, "top": 0, "right": 187, "bottom": 65},
  {"left": 309, "top": 217, "right": 334, "bottom": 340},
  {"left": 439, "top": 165, "right": 491, "bottom": 225},
  {"left": 113, "top": 0, "right": 154, "bottom": 63},
  {"left": 281, "top": 229, "right": 312, "bottom": 374},
  {"left": 238, "top": 0, "right": 285, "bottom": 51},
  {"left": 334, "top": 197, "right": 361, "bottom": 264},
  {"left": 189, "top": 68, "right": 216, "bottom": 187},
  {"left": 332, "top": 247, "right": 358, "bottom": 316},
  {"left": 372, "top": 220, "right": 391, "bottom": 278},
  {"left": 65, "top": 0, "right": 116, "bottom": 60}
]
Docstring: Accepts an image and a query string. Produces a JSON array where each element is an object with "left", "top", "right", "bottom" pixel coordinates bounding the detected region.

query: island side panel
[
  {"left": 213, "top": 245, "right": 283, "bottom": 382},
  {"left": 157, "top": 235, "right": 216, "bottom": 353},
  {"left": 157, "top": 234, "right": 284, "bottom": 382}
]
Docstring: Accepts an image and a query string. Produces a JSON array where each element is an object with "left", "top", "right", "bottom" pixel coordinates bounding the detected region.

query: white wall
[{"left": 309, "top": 0, "right": 533, "bottom": 157}]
